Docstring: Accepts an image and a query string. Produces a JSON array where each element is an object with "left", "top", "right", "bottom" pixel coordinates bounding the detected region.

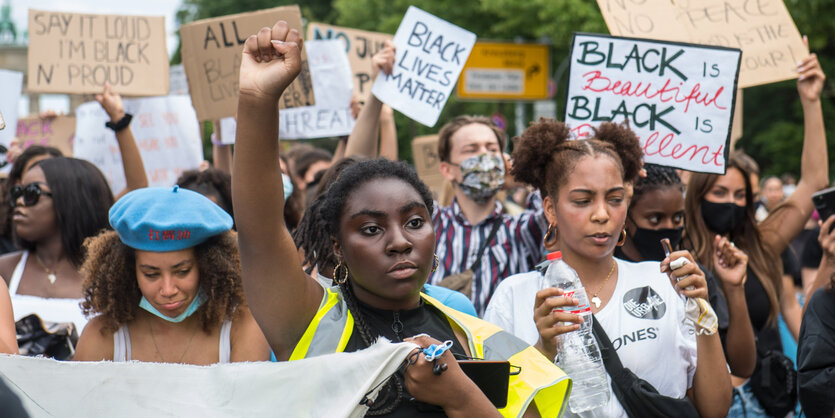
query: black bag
[
  {"left": 15, "top": 313, "right": 78, "bottom": 360},
  {"left": 749, "top": 346, "right": 797, "bottom": 417},
  {"left": 591, "top": 316, "right": 700, "bottom": 418}
]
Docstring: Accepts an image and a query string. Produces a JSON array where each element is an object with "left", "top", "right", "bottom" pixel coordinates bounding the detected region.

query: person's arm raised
[
  {"left": 96, "top": 82, "right": 148, "bottom": 199},
  {"left": 232, "top": 21, "right": 323, "bottom": 360},
  {"left": 764, "top": 50, "right": 828, "bottom": 253},
  {"left": 344, "top": 41, "right": 395, "bottom": 159}
]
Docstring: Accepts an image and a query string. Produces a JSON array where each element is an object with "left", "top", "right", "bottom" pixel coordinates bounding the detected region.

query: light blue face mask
[
  {"left": 282, "top": 173, "right": 294, "bottom": 201},
  {"left": 139, "top": 289, "right": 207, "bottom": 323}
]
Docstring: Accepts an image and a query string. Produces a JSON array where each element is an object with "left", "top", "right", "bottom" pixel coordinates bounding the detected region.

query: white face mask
[{"left": 282, "top": 173, "right": 294, "bottom": 201}]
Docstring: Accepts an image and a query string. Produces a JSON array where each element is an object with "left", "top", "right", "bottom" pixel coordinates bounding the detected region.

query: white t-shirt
[{"left": 484, "top": 258, "right": 698, "bottom": 418}]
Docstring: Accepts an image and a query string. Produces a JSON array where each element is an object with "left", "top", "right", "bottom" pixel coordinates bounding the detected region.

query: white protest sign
[
  {"left": 564, "top": 33, "right": 741, "bottom": 174},
  {"left": 280, "top": 40, "right": 355, "bottom": 140},
  {"left": 0, "top": 70, "right": 23, "bottom": 148},
  {"left": 371, "top": 6, "right": 476, "bottom": 127},
  {"left": 0, "top": 70, "right": 23, "bottom": 172},
  {"left": 219, "top": 117, "right": 236, "bottom": 145},
  {"left": 74, "top": 96, "right": 203, "bottom": 193},
  {"left": 169, "top": 65, "right": 189, "bottom": 95}
]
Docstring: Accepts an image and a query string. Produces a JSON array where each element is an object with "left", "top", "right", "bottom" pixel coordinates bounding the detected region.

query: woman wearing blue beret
[{"left": 73, "top": 186, "right": 270, "bottom": 364}]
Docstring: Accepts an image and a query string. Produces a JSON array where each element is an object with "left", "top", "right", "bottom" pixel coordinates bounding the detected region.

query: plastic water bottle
[{"left": 543, "top": 251, "right": 610, "bottom": 413}]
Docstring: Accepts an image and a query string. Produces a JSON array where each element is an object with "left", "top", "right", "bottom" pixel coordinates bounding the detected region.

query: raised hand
[
  {"left": 95, "top": 82, "right": 125, "bottom": 121},
  {"left": 371, "top": 40, "right": 396, "bottom": 81},
  {"left": 712, "top": 235, "right": 748, "bottom": 288},
  {"left": 797, "top": 38, "right": 826, "bottom": 103},
  {"left": 239, "top": 21, "right": 303, "bottom": 102}
]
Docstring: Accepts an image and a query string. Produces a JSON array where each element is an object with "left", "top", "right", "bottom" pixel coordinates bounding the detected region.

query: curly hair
[
  {"left": 81, "top": 230, "right": 245, "bottom": 334},
  {"left": 631, "top": 163, "right": 683, "bottom": 209},
  {"left": 511, "top": 119, "right": 643, "bottom": 200}
]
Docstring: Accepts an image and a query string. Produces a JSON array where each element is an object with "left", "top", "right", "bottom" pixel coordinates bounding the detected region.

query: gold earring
[
  {"left": 432, "top": 254, "right": 440, "bottom": 272},
  {"left": 333, "top": 260, "right": 349, "bottom": 285},
  {"left": 543, "top": 223, "right": 559, "bottom": 247},
  {"left": 617, "top": 229, "right": 627, "bottom": 247}
]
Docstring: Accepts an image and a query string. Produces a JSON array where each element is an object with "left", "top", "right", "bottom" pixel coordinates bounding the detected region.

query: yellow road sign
[{"left": 456, "top": 42, "right": 549, "bottom": 101}]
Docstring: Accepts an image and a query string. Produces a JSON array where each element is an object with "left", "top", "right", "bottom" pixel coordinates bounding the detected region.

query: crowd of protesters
[{"left": 0, "top": 17, "right": 833, "bottom": 418}]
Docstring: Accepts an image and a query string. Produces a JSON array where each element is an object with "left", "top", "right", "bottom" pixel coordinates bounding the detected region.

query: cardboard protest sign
[
  {"left": 180, "top": 6, "right": 315, "bottom": 121},
  {"left": 280, "top": 40, "right": 355, "bottom": 140},
  {"left": 372, "top": 6, "right": 476, "bottom": 127},
  {"left": 308, "top": 23, "right": 392, "bottom": 101},
  {"left": 27, "top": 10, "right": 168, "bottom": 96},
  {"left": 564, "top": 33, "right": 741, "bottom": 174},
  {"left": 596, "top": 0, "right": 806, "bottom": 88},
  {"left": 74, "top": 96, "right": 203, "bottom": 193},
  {"left": 16, "top": 115, "right": 76, "bottom": 156},
  {"left": 411, "top": 134, "right": 446, "bottom": 196},
  {"left": 0, "top": 70, "right": 24, "bottom": 167}
]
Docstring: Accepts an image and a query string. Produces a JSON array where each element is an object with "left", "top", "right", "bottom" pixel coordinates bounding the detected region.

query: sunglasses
[{"left": 10, "top": 183, "right": 53, "bottom": 208}]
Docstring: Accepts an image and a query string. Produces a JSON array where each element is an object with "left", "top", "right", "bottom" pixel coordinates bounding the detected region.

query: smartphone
[
  {"left": 458, "top": 360, "right": 510, "bottom": 408},
  {"left": 812, "top": 186, "right": 835, "bottom": 231}
]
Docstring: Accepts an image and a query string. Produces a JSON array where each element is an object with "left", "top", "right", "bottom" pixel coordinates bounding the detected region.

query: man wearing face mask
[{"left": 430, "top": 115, "right": 548, "bottom": 315}]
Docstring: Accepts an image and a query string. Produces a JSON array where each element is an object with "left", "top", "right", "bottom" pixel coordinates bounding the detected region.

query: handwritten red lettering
[{"left": 582, "top": 70, "right": 728, "bottom": 113}]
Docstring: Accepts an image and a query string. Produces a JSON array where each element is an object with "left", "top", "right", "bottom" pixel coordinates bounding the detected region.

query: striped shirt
[{"left": 429, "top": 195, "right": 547, "bottom": 315}]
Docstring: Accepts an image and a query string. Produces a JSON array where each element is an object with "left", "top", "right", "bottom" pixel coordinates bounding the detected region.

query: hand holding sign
[
  {"left": 372, "top": 41, "right": 396, "bottom": 80},
  {"left": 95, "top": 82, "right": 126, "bottom": 121},
  {"left": 239, "top": 21, "right": 304, "bottom": 102}
]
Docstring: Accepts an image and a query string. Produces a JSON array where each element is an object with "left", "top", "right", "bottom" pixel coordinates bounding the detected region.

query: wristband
[{"left": 105, "top": 113, "right": 132, "bottom": 132}]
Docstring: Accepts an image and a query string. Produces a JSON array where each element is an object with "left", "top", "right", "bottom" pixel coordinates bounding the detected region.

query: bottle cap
[{"left": 546, "top": 251, "right": 562, "bottom": 261}]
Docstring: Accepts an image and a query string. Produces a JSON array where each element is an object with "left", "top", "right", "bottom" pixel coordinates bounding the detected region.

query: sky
[{"left": 11, "top": 0, "right": 182, "bottom": 56}]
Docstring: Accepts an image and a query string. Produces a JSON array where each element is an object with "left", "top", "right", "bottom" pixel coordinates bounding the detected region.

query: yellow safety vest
[{"left": 290, "top": 288, "right": 570, "bottom": 418}]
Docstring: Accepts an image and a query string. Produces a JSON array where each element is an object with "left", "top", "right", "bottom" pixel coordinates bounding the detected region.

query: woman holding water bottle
[{"left": 483, "top": 120, "right": 731, "bottom": 417}]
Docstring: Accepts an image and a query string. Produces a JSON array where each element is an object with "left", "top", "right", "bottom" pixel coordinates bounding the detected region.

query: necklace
[
  {"left": 148, "top": 317, "right": 199, "bottom": 363},
  {"left": 34, "top": 252, "right": 57, "bottom": 285},
  {"left": 590, "top": 261, "right": 617, "bottom": 309}
]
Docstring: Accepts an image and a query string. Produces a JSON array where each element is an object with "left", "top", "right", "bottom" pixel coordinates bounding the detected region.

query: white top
[
  {"left": 483, "top": 258, "right": 698, "bottom": 418},
  {"left": 8, "top": 251, "right": 88, "bottom": 332},
  {"left": 113, "top": 319, "right": 233, "bottom": 363}
]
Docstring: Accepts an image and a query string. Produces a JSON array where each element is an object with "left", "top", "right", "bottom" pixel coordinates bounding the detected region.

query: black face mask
[
  {"left": 700, "top": 200, "right": 746, "bottom": 235},
  {"left": 630, "top": 226, "right": 684, "bottom": 262}
]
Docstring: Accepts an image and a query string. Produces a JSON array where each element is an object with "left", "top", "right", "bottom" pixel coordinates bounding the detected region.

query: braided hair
[
  {"left": 631, "top": 163, "right": 683, "bottom": 209},
  {"left": 297, "top": 158, "right": 434, "bottom": 414}
]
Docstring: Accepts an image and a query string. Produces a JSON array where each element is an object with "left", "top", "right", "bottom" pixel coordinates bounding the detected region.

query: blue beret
[{"left": 109, "top": 186, "right": 233, "bottom": 252}]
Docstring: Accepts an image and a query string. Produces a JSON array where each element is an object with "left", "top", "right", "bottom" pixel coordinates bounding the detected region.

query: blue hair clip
[{"left": 422, "top": 340, "right": 453, "bottom": 361}]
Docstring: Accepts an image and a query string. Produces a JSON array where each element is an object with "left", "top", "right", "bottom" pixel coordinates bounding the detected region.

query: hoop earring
[
  {"left": 432, "top": 254, "right": 440, "bottom": 272},
  {"left": 334, "top": 260, "right": 349, "bottom": 285},
  {"left": 617, "top": 229, "right": 627, "bottom": 247},
  {"left": 543, "top": 223, "right": 559, "bottom": 247}
]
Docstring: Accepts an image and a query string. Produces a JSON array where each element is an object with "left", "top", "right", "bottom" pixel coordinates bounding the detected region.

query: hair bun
[{"left": 511, "top": 118, "right": 570, "bottom": 191}]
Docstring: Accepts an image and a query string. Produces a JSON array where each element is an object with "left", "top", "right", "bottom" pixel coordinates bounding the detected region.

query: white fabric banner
[
  {"left": 0, "top": 339, "right": 415, "bottom": 417},
  {"left": 74, "top": 95, "right": 204, "bottom": 194}
]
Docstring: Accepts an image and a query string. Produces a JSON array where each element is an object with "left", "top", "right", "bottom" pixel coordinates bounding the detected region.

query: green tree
[{"left": 174, "top": 0, "right": 834, "bottom": 177}]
